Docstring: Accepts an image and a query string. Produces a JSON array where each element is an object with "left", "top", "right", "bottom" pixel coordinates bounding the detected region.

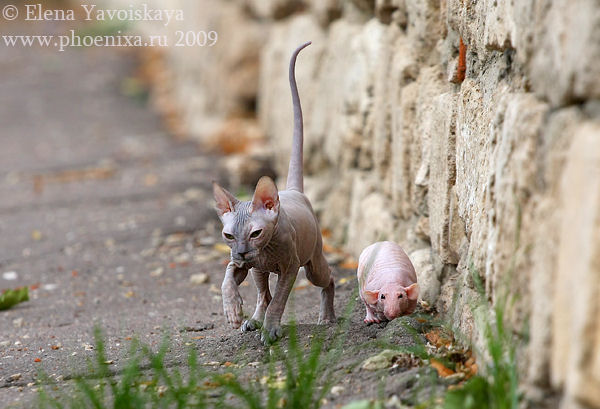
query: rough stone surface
[
  {"left": 409, "top": 248, "right": 442, "bottom": 306},
  {"left": 116, "top": 0, "right": 600, "bottom": 405}
]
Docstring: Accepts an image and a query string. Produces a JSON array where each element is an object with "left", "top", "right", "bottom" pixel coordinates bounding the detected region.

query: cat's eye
[
  {"left": 380, "top": 294, "right": 386, "bottom": 300},
  {"left": 223, "top": 233, "right": 235, "bottom": 240},
  {"left": 398, "top": 294, "right": 403, "bottom": 299},
  {"left": 250, "top": 230, "right": 262, "bottom": 239}
]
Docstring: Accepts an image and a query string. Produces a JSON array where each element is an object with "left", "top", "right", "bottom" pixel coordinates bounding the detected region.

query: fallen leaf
[
  {"left": 51, "top": 345, "right": 61, "bottom": 350},
  {"left": 430, "top": 358, "right": 455, "bottom": 377},
  {"left": 143, "top": 174, "right": 158, "bottom": 187},
  {"left": 71, "top": 270, "right": 78, "bottom": 277},
  {"left": 339, "top": 259, "right": 359, "bottom": 270},
  {"left": 123, "top": 291, "right": 135, "bottom": 298},
  {"left": 31, "top": 230, "right": 43, "bottom": 241},
  {"left": 321, "top": 228, "right": 332, "bottom": 238},
  {"left": 322, "top": 243, "right": 337, "bottom": 254},
  {"left": 425, "top": 328, "right": 453, "bottom": 348},
  {"left": 362, "top": 350, "right": 417, "bottom": 371},
  {"left": 213, "top": 243, "right": 230, "bottom": 254},
  {"left": 30, "top": 283, "right": 40, "bottom": 291},
  {"left": 34, "top": 358, "right": 41, "bottom": 363}
]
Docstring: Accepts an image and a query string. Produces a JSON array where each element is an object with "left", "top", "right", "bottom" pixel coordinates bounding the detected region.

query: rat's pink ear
[
  {"left": 252, "top": 176, "right": 279, "bottom": 213},
  {"left": 405, "top": 283, "right": 419, "bottom": 301},
  {"left": 213, "top": 182, "right": 239, "bottom": 217},
  {"left": 363, "top": 290, "right": 379, "bottom": 305}
]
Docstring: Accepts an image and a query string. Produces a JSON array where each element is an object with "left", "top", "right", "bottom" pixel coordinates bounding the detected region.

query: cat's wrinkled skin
[
  {"left": 212, "top": 42, "right": 335, "bottom": 344},
  {"left": 357, "top": 241, "right": 419, "bottom": 324}
]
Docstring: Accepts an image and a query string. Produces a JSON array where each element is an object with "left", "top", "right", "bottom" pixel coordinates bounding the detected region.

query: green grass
[
  {"left": 0, "top": 286, "right": 29, "bottom": 310},
  {"left": 442, "top": 266, "right": 520, "bottom": 409},
  {"left": 37, "top": 299, "right": 356, "bottom": 409}
]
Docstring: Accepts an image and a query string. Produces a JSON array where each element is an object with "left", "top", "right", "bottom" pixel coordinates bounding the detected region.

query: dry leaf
[
  {"left": 425, "top": 328, "right": 453, "bottom": 348},
  {"left": 339, "top": 259, "right": 359, "bottom": 270},
  {"left": 31, "top": 230, "right": 43, "bottom": 241},
  {"left": 430, "top": 358, "right": 455, "bottom": 377},
  {"left": 213, "top": 243, "right": 230, "bottom": 254}
]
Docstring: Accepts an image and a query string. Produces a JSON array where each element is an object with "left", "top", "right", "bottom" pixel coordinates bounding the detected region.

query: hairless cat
[{"left": 212, "top": 42, "right": 335, "bottom": 344}]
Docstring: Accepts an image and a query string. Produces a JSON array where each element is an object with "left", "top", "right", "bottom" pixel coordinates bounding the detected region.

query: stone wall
[{"left": 115, "top": 0, "right": 600, "bottom": 407}]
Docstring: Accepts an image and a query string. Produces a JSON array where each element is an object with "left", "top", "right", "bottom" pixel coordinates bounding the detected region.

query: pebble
[
  {"left": 189, "top": 273, "right": 209, "bottom": 285},
  {"left": 2, "top": 271, "right": 18, "bottom": 280}
]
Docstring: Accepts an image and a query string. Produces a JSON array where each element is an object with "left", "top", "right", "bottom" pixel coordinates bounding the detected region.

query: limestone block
[
  {"left": 304, "top": 171, "right": 353, "bottom": 244},
  {"left": 427, "top": 92, "right": 462, "bottom": 264},
  {"left": 391, "top": 81, "right": 418, "bottom": 219},
  {"left": 409, "top": 247, "right": 442, "bottom": 305},
  {"left": 486, "top": 93, "right": 547, "bottom": 296},
  {"left": 346, "top": 173, "right": 395, "bottom": 255},
  {"left": 552, "top": 122, "right": 600, "bottom": 407},
  {"left": 455, "top": 79, "right": 493, "bottom": 272},
  {"left": 301, "top": 20, "right": 360, "bottom": 175},
  {"left": 528, "top": 0, "right": 600, "bottom": 106},
  {"left": 308, "top": 19, "right": 386, "bottom": 173},
  {"left": 307, "top": 0, "right": 343, "bottom": 26},
  {"left": 242, "top": 0, "right": 305, "bottom": 20},
  {"left": 375, "top": 0, "right": 404, "bottom": 24},
  {"left": 369, "top": 24, "right": 403, "bottom": 186},
  {"left": 404, "top": 0, "right": 442, "bottom": 59},
  {"left": 526, "top": 108, "right": 582, "bottom": 394},
  {"left": 259, "top": 15, "right": 326, "bottom": 177},
  {"left": 412, "top": 66, "right": 449, "bottom": 215}
]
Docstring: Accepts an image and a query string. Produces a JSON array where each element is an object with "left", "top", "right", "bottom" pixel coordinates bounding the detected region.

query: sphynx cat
[{"left": 212, "top": 42, "right": 335, "bottom": 344}]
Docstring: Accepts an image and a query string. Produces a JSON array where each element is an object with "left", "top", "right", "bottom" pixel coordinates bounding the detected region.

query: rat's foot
[
  {"left": 364, "top": 317, "right": 381, "bottom": 324},
  {"left": 241, "top": 319, "right": 261, "bottom": 332},
  {"left": 260, "top": 324, "right": 284, "bottom": 345},
  {"left": 223, "top": 294, "right": 243, "bottom": 329}
]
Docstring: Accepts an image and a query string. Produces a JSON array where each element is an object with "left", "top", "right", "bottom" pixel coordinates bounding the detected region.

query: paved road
[{"left": 0, "top": 20, "right": 237, "bottom": 406}]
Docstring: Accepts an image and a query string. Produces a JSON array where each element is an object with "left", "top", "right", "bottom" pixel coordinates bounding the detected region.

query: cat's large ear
[
  {"left": 251, "top": 176, "right": 279, "bottom": 213},
  {"left": 213, "top": 182, "right": 239, "bottom": 217}
]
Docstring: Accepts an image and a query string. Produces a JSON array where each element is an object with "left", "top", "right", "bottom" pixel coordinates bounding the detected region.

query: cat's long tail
[{"left": 286, "top": 41, "right": 311, "bottom": 193}]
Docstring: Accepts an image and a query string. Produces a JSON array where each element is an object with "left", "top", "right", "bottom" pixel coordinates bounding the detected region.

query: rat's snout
[{"left": 383, "top": 303, "right": 402, "bottom": 321}]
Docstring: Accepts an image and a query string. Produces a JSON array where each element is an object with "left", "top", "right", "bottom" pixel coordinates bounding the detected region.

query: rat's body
[
  {"left": 357, "top": 241, "right": 419, "bottom": 323},
  {"left": 212, "top": 42, "right": 335, "bottom": 344}
]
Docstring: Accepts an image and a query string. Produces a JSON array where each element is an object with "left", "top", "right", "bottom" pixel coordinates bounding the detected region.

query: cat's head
[{"left": 212, "top": 176, "right": 280, "bottom": 267}]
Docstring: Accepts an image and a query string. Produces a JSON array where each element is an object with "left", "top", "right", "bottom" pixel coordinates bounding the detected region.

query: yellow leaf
[
  {"left": 31, "top": 230, "right": 43, "bottom": 241},
  {"left": 339, "top": 259, "right": 359, "bottom": 270},
  {"left": 213, "top": 243, "right": 231, "bottom": 254},
  {"left": 430, "top": 358, "right": 455, "bottom": 377}
]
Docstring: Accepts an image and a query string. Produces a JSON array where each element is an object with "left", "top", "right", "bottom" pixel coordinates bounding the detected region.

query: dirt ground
[{"left": 0, "top": 18, "right": 443, "bottom": 409}]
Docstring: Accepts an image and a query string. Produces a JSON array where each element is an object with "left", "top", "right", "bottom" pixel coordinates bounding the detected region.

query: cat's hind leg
[
  {"left": 242, "top": 268, "right": 271, "bottom": 332},
  {"left": 305, "top": 253, "right": 336, "bottom": 324}
]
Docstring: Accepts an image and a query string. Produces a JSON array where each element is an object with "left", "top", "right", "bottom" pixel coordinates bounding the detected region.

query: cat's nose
[{"left": 238, "top": 251, "right": 249, "bottom": 259}]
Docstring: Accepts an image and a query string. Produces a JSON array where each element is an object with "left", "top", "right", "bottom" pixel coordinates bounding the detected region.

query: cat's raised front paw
[
  {"left": 260, "top": 324, "right": 284, "bottom": 345},
  {"left": 223, "top": 295, "right": 243, "bottom": 329},
  {"left": 241, "top": 319, "right": 261, "bottom": 332}
]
